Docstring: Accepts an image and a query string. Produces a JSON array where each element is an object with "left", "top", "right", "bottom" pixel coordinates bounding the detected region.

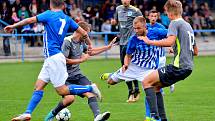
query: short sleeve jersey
[
  {"left": 61, "top": 36, "right": 87, "bottom": 77},
  {"left": 167, "top": 18, "right": 195, "bottom": 69},
  {"left": 114, "top": 5, "right": 142, "bottom": 45},
  {"left": 36, "top": 10, "right": 79, "bottom": 58}
]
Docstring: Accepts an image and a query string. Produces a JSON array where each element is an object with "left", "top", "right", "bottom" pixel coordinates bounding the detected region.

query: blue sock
[
  {"left": 68, "top": 84, "right": 92, "bottom": 95},
  {"left": 145, "top": 97, "right": 150, "bottom": 117},
  {"left": 25, "top": 90, "right": 44, "bottom": 114}
]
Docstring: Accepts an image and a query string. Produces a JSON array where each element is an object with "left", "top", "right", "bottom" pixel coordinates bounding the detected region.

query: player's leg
[
  {"left": 142, "top": 70, "right": 160, "bottom": 120},
  {"left": 155, "top": 86, "right": 167, "bottom": 121},
  {"left": 76, "top": 75, "right": 111, "bottom": 121},
  {"left": 48, "top": 53, "right": 101, "bottom": 99},
  {"left": 12, "top": 80, "right": 47, "bottom": 121},
  {"left": 120, "top": 45, "right": 135, "bottom": 102},
  {"left": 133, "top": 80, "right": 140, "bottom": 101},
  {"left": 45, "top": 95, "right": 75, "bottom": 121}
]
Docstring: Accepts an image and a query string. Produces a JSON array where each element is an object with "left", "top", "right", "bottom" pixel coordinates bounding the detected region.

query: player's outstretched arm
[
  {"left": 4, "top": 16, "right": 37, "bottom": 33},
  {"left": 88, "top": 37, "right": 117, "bottom": 56},
  {"left": 139, "top": 35, "right": 176, "bottom": 47}
]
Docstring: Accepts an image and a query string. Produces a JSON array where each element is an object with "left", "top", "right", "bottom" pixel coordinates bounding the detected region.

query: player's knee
[
  {"left": 107, "top": 79, "right": 117, "bottom": 85},
  {"left": 63, "top": 95, "right": 75, "bottom": 106},
  {"left": 83, "top": 92, "right": 95, "bottom": 98},
  {"left": 56, "top": 86, "right": 70, "bottom": 96}
]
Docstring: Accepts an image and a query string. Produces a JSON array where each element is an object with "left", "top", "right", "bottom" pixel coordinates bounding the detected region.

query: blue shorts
[{"left": 66, "top": 74, "right": 92, "bottom": 98}]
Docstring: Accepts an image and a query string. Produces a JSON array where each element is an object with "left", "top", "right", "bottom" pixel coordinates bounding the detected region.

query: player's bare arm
[
  {"left": 66, "top": 54, "right": 90, "bottom": 64},
  {"left": 122, "top": 54, "right": 132, "bottom": 73},
  {"left": 88, "top": 37, "right": 117, "bottom": 56},
  {"left": 4, "top": 16, "right": 37, "bottom": 33},
  {"left": 139, "top": 35, "right": 176, "bottom": 47},
  {"left": 193, "top": 45, "right": 198, "bottom": 56}
]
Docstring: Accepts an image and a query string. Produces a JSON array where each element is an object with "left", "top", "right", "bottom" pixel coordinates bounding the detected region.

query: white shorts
[
  {"left": 158, "top": 56, "right": 166, "bottom": 68},
  {"left": 111, "top": 63, "right": 155, "bottom": 83},
  {"left": 38, "top": 53, "right": 68, "bottom": 87}
]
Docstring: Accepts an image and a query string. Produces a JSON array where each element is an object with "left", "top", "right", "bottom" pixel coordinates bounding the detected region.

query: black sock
[
  {"left": 156, "top": 92, "right": 167, "bottom": 120},
  {"left": 133, "top": 80, "right": 139, "bottom": 91},
  {"left": 52, "top": 101, "right": 66, "bottom": 116},
  {"left": 144, "top": 87, "right": 159, "bottom": 119},
  {"left": 126, "top": 81, "right": 133, "bottom": 94},
  {"left": 88, "top": 97, "right": 100, "bottom": 118}
]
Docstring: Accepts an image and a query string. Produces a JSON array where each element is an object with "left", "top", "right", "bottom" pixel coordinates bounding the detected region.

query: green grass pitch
[{"left": 0, "top": 56, "right": 215, "bottom": 121}]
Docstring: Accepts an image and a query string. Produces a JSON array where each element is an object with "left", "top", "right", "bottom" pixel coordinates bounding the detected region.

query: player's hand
[
  {"left": 168, "top": 47, "right": 174, "bottom": 54},
  {"left": 81, "top": 54, "right": 90, "bottom": 62},
  {"left": 122, "top": 64, "right": 128, "bottom": 73},
  {"left": 138, "top": 36, "right": 150, "bottom": 44},
  {"left": 107, "top": 37, "right": 118, "bottom": 49},
  {"left": 4, "top": 25, "right": 14, "bottom": 33}
]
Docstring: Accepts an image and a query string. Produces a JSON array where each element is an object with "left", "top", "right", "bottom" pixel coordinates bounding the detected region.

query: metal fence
[{"left": 0, "top": 30, "right": 215, "bottom": 62}]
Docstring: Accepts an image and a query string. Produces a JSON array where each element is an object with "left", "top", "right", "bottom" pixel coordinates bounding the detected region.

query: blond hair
[
  {"left": 164, "top": 0, "right": 183, "bottom": 16},
  {"left": 78, "top": 21, "right": 91, "bottom": 31},
  {"left": 133, "top": 16, "right": 146, "bottom": 25}
]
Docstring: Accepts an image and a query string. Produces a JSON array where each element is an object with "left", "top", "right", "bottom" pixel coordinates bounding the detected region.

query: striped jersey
[
  {"left": 147, "top": 22, "right": 167, "bottom": 58},
  {"left": 36, "top": 10, "right": 79, "bottom": 58},
  {"left": 126, "top": 27, "right": 167, "bottom": 69}
]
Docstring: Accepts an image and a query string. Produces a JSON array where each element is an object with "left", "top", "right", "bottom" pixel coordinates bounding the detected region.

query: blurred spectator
[
  {"left": 160, "top": 11, "right": 170, "bottom": 28},
  {"left": 101, "top": 19, "right": 111, "bottom": 32},
  {"left": 70, "top": 3, "right": 81, "bottom": 19},
  {"left": 203, "top": 2, "right": 214, "bottom": 29},
  {"left": 11, "top": 11, "right": 20, "bottom": 23},
  {"left": 32, "top": 23, "right": 44, "bottom": 46},
  {"left": 83, "top": 6, "right": 93, "bottom": 23},
  {"left": 39, "top": 0, "right": 49, "bottom": 13},
  {"left": 0, "top": 1, "right": 11, "bottom": 56},
  {"left": 20, "top": 15, "right": 35, "bottom": 47},
  {"left": 65, "top": 0, "right": 75, "bottom": 16},
  {"left": 29, "top": 0, "right": 38, "bottom": 15},
  {"left": 106, "top": 4, "right": 116, "bottom": 20},
  {"left": 8, "top": 0, "right": 16, "bottom": 5},
  {"left": 91, "top": 5, "right": 101, "bottom": 31},
  {"left": 18, "top": 6, "right": 29, "bottom": 18},
  {"left": 192, "top": 12, "right": 202, "bottom": 30},
  {"left": 12, "top": 0, "right": 23, "bottom": 14},
  {"left": 74, "top": 11, "right": 85, "bottom": 23}
]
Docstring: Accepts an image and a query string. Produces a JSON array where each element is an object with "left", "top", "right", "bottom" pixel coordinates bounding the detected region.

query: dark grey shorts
[{"left": 158, "top": 64, "right": 192, "bottom": 87}]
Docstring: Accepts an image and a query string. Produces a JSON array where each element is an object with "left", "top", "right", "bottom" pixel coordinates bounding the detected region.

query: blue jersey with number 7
[{"left": 37, "top": 10, "right": 79, "bottom": 58}]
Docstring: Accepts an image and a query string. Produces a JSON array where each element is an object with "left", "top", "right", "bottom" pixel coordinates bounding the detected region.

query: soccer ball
[{"left": 55, "top": 108, "right": 71, "bottom": 121}]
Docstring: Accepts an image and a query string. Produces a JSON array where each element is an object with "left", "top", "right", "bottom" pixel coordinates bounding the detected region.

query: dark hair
[
  {"left": 50, "top": 0, "right": 64, "bottom": 8},
  {"left": 149, "top": 10, "right": 158, "bottom": 15}
]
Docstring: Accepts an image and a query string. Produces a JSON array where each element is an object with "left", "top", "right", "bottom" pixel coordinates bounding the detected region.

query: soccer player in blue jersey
[
  {"left": 139, "top": 0, "right": 198, "bottom": 121},
  {"left": 44, "top": 21, "right": 117, "bottom": 121},
  {"left": 101, "top": 16, "right": 168, "bottom": 121},
  {"left": 4, "top": 0, "right": 101, "bottom": 120}
]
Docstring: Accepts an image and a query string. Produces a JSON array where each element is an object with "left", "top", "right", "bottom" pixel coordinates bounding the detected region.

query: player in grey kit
[
  {"left": 45, "top": 21, "right": 117, "bottom": 121},
  {"left": 111, "top": 0, "right": 142, "bottom": 102},
  {"left": 139, "top": 0, "right": 198, "bottom": 120}
]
